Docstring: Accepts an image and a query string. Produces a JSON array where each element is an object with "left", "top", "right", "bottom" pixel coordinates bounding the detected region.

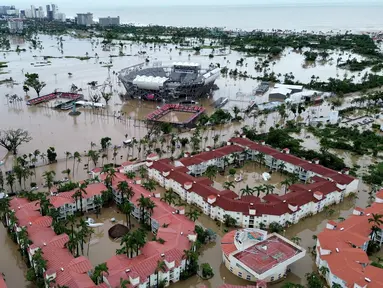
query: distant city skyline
[{"left": 6, "top": 0, "right": 383, "bottom": 9}]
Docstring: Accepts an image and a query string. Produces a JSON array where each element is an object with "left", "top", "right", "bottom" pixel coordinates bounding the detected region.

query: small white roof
[
  {"left": 270, "top": 87, "right": 292, "bottom": 96},
  {"left": 172, "top": 62, "right": 200, "bottom": 67},
  {"left": 274, "top": 83, "right": 303, "bottom": 90}
]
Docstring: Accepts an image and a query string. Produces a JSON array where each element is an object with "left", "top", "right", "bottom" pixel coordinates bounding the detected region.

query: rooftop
[
  {"left": 104, "top": 173, "right": 195, "bottom": 287},
  {"left": 229, "top": 137, "right": 354, "bottom": 185},
  {"left": 317, "top": 190, "right": 383, "bottom": 288},
  {"left": 234, "top": 235, "right": 301, "bottom": 274}
]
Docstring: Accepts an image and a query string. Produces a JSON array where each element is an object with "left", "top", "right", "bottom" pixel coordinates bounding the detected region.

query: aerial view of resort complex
[{"left": 0, "top": 1, "right": 383, "bottom": 288}]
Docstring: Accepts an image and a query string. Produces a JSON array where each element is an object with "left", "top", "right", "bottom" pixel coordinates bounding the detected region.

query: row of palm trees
[{"left": 239, "top": 184, "right": 276, "bottom": 197}]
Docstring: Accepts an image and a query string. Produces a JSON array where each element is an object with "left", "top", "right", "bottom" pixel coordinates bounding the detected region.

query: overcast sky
[{"left": 8, "top": 0, "right": 381, "bottom": 7}]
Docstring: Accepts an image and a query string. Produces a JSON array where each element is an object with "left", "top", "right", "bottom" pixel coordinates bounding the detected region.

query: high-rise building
[
  {"left": 30, "top": 5, "right": 36, "bottom": 18},
  {"left": 51, "top": 4, "right": 57, "bottom": 20},
  {"left": 0, "top": 6, "right": 11, "bottom": 15},
  {"left": 99, "top": 16, "right": 120, "bottom": 27},
  {"left": 76, "top": 13, "right": 93, "bottom": 26},
  {"left": 8, "top": 19, "right": 23, "bottom": 33},
  {"left": 57, "top": 13, "right": 66, "bottom": 22},
  {"left": 38, "top": 6, "right": 44, "bottom": 18}
]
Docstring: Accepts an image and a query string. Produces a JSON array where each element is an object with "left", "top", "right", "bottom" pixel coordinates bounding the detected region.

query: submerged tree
[
  {"left": 0, "top": 129, "right": 32, "bottom": 155},
  {"left": 24, "top": 73, "right": 46, "bottom": 97}
]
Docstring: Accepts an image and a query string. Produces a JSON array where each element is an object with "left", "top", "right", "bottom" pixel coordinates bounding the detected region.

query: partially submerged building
[
  {"left": 316, "top": 190, "right": 383, "bottom": 288},
  {"left": 221, "top": 229, "right": 305, "bottom": 283},
  {"left": 146, "top": 137, "right": 358, "bottom": 229}
]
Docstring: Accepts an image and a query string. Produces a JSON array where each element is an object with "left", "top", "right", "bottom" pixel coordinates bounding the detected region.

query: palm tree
[
  {"left": 281, "top": 179, "right": 291, "bottom": 194},
  {"left": 263, "top": 184, "right": 275, "bottom": 195},
  {"left": 240, "top": 185, "right": 254, "bottom": 197},
  {"left": 205, "top": 165, "right": 218, "bottom": 180},
  {"left": 288, "top": 173, "right": 300, "bottom": 185},
  {"left": 0, "top": 197, "right": 10, "bottom": 221},
  {"left": 120, "top": 201, "right": 134, "bottom": 229},
  {"left": 155, "top": 260, "right": 166, "bottom": 287},
  {"left": 146, "top": 198, "right": 156, "bottom": 226},
  {"left": 291, "top": 236, "right": 301, "bottom": 245},
  {"left": 65, "top": 151, "right": 72, "bottom": 169},
  {"left": 18, "top": 226, "right": 30, "bottom": 257},
  {"left": 253, "top": 185, "right": 266, "bottom": 197},
  {"left": 94, "top": 196, "right": 103, "bottom": 218},
  {"left": 117, "top": 181, "right": 129, "bottom": 203},
  {"left": 125, "top": 171, "right": 136, "bottom": 179},
  {"left": 6, "top": 173, "right": 15, "bottom": 193},
  {"left": 255, "top": 152, "right": 265, "bottom": 167},
  {"left": 42, "top": 170, "right": 56, "bottom": 193},
  {"left": 88, "top": 150, "right": 100, "bottom": 167},
  {"left": 138, "top": 195, "right": 148, "bottom": 223},
  {"left": 319, "top": 266, "right": 329, "bottom": 277},
  {"left": 118, "top": 278, "right": 130, "bottom": 288},
  {"left": 142, "top": 180, "right": 156, "bottom": 192},
  {"left": 32, "top": 249, "right": 47, "bottom": 279},
  {"left": 161, "top": 189, "right": 177, "bottom": 206},
  {"left": 138, "top": 166, "right": 146, "bottom": 179},
  {"left": 76, "top": 182, "right": 88, "bottom": 215},
  {"left": 278, "top": 162, "right": 287, "bottom": 174},
  {"left": 104, "top": 167, "right": 116, "bottom": 188},
  {"left": 186, "top": 208, "right": 200, "bottom": 222},
  {"left": 223, "top": 181, "right": 235, "bottom": 190},
  {"left": 368, "top": 213, "right": 383, "bottom": 241},
  {"left": 92, "top": 262, "right": 109, "bottom": 284},
  {"left": 39, "top": 194, "right": 53, "bottom": 216},
  {"left": 72, "top": 151, "right": 81, "bottom": 177}
]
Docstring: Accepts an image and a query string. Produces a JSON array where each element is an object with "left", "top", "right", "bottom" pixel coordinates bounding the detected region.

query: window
[
  {"left": 278, "top": 274, "right": 281, "bottom": 279},
  {"left": 246, "top": 275, "right": 251, "bottom": 280},
  {"left": 230, "top": 267, "right": 233, "bottom": 272},
  {"left": 271, "top": 276, "right": 274, "bottom": 281},
  {"left": 238, "top": 272, "right": 242, "bottom": 277}
]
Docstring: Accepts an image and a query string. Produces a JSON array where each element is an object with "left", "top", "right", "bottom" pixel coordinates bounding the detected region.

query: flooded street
[
  {"left": 0, "top": 224, "right": 33, "bottom": 288},
  {"left": 0, "top": 34, "right": 376, "bottom": 287}
]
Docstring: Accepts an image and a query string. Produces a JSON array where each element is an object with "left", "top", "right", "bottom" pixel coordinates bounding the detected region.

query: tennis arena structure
[
  {"left": 118, "top": 62, "right": 220, "bottom": 101},
  {"left": 221, "top": 229, "right": 305, "bottom": 284}
]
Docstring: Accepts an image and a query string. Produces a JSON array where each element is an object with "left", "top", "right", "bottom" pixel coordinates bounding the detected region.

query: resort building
[
  {"left": 94, "top": 172, "right": 197, "bottom": 288},
  {"left": 49, "top": 182, "right": 107, "bottom": 220},
  {"left": 174, "top": 145, "right": 244, "bottom": 176},
  {"left": 98, "top": 16, "right": 120, "bottom": 27},
  {"left": 147, "top": 137, "right": 358, "bottom": 229},
  {"left": 315, "top": 190, "right": 383, "bottom": 288},
  {"left": 7, "top": 18, "right": 23, "bottom": 33},
  {"left": 76, "top": 13, "right": 93, "bottom": 26},
  {"left": 221, "top": 228, "right": 305, "bottom": 284},
  {"left": 6, "top": 172, "right": 197, "bottom": 288},
  {"left": 6, "top": 197, "right": 95, "bottom": 288}
]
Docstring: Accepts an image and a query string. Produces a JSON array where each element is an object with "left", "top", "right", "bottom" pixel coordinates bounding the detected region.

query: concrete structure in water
[
  {"left": 316, "top": 189, "right": 383, "bottom": 288},
  {"left": 147, "top": 136, "right": 359, "bottom": 229},
  {"left": 221, "top": 229, "right": 305, "bottom": 284},
  {"left": 76, "top": 12, "right": 93, "bottom": 26},
  {"left": 98, "top": 16, "right": 120, "bottom": 27}
]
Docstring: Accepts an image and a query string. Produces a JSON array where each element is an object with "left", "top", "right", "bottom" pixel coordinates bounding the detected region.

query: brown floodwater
[
  {"left": 0, "top": 34, "right": 375, "bottom": 287},
  {"left": 158, "top": 111, "right": 195, "bottom": 123},
  {"left": 214, "top": 162, "right": 288, "bottom": 197}
]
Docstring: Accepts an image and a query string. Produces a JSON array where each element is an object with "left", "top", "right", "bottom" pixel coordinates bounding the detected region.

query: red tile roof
[
  {"left": 317, "top": 200, "right": 383, "bottom": 288},
  {"left": 229, "top": 137, "right": 354, "bottom": 185},
  {"left": 178, "top": 145, "right": 243, "bottom": 166},
  {"left": 8, "top": 195, "right": 95, "bottom": 288},
  {"left": 105, "top": 175, "right": 195, "bottom": 287},
  {"left": 0, "top": 275, "right": 6, "bottom": 288},
  {"left": 149, "top": 148, "right": 342, "bottom": 217}
]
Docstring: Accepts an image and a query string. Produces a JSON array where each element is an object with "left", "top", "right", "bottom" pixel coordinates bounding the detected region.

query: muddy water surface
[{"left": 0, "top": 34, "right": 374, "bottom": 287}]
